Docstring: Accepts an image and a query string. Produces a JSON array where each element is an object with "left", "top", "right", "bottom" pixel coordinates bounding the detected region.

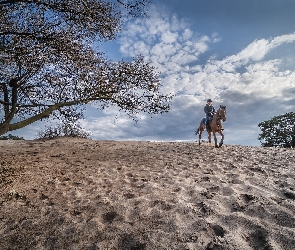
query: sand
[{"left": 0, "top": 137, "right": 295, "bottom": 250}]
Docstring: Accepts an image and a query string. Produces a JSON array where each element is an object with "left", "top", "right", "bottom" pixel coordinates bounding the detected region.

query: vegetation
[
  {"left": 258, "top": 112, "right": 295, "bottom": 148},
  {"left": 36, "top": 122, "right": 91, "bottom": 139},
  {"left": 0, "top": 0, "right": 171, "bottom": 136},
  {"left": 0, "top": 134, "right": 24, "bottom": 140}
]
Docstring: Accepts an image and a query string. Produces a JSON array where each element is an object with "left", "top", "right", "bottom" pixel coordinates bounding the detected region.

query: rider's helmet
[{"left": 207, "top": 98, "right": 212, "bottom": 103}]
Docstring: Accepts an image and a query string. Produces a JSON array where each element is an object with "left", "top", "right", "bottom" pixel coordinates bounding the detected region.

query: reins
[
  {"left": 213, "top": 108, "right": 225, "bottom": 127},
  {"left": 214, "top": 109, "right": 222, "bottom": 121}
]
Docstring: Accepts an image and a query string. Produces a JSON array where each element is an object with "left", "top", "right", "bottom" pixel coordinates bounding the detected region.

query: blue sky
[{"left": 11, "top": 0, "right": 295, "bottom": 146}]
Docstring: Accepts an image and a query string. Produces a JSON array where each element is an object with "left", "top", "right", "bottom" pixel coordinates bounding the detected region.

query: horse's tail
[{"left": 195, "top": 128, "right": 199, "bottom": 135}]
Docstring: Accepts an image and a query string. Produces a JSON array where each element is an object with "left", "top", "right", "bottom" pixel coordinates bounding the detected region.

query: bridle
[{"left": 216, "top": 107, "right": 226, "bottom": 122}]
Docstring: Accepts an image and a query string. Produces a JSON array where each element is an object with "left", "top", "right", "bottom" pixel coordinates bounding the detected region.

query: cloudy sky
[{"left": 14, "top": 0, "right": 295, "bottom": 146}]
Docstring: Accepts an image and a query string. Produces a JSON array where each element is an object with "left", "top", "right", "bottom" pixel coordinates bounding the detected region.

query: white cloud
[
  {"left": 160, "top": 31, "right": 178, "bottom": 43},
  {"left": 215, "top": 33, "right": 295, "bottom": 73},
  {"left": 119, "top": 7, "right": 214, "bottom": 73},
  {"left": 246, "top": 60, "right": 281, "bottom": 73},
  {"left": 211, "top": 32, "right": 221, "bottom": 43},
  {"left": 182, "top": 29, "right": 193, "bottom": 40}
]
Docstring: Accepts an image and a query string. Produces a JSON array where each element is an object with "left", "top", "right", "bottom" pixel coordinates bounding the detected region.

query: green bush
[
  {"left": 258, "top": 112, "right": 295, "bottom": 148},
  {"left": 0, "top": 134, "right": 25, "bottom": 140}
]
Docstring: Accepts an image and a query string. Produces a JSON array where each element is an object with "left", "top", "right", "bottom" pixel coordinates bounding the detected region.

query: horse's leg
[
  {"left": 199, "top": 129, "right": 202, "bottom": 145},
  {"left": 219, "top": 131, "right": 224, "bottom": 147},
  {"left": 213, "top": 131, "right": 218, "bottom": 148},
  {"left": 208, "top": 122, "right": 212, "bottom": 144}
]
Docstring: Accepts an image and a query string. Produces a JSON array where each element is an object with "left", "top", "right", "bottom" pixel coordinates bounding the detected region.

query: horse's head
[{"left": 218, "top": 105, "right": 226, "bottom": 121}]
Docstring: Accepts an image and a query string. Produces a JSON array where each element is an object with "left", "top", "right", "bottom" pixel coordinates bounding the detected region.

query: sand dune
[{"left": 0, "top": 137, "right": 295, "bottom": 249}]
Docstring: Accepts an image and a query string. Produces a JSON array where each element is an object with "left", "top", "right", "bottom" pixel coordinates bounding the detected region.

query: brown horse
[{"left": 195, "top": 105, "right": 226, "bottom": 148}]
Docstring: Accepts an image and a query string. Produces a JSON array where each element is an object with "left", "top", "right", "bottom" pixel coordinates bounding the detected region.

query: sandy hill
[{"left": 0, "top": 137, "right": 295, "bottom": 250}]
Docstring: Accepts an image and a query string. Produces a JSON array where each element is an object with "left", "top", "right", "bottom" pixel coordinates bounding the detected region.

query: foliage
[
  {"left": 0, "top": 0, "right": 171, "bottom": 136},
  {"left": 258, "top": 112, "right": 295, "bottom": 148},
  {"left": 36, "top": 122, "right": 91, "bottom": 139},
  {"left": 0, "top": 133, "right": 24, "bottom": 140}
]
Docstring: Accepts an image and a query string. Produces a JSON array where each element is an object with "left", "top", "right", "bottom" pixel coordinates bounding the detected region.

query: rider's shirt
[{"left": 204, "top": 104, "right": 215, "bottom": 117}]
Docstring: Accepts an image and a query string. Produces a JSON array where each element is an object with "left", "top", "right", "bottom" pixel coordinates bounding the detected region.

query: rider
[{"left": 204, "top": 99, "right": 215, "bottom": 131}]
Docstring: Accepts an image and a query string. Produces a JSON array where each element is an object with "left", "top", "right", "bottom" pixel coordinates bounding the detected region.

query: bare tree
[{"left": 0, "top": 0, "right": 171, "bottom": 136}]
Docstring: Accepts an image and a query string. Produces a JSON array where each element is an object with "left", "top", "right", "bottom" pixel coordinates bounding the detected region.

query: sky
[{"left": 10, "top": 0, "right": 295, "bottom": 146}]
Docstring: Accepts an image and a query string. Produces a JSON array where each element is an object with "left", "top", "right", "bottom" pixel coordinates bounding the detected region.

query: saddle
[
  {"left": 201, "top": 118, "right": 206, "bottom": 125},
  {"left": 202, "top": 116, "right": 213, "bottom": 124}
]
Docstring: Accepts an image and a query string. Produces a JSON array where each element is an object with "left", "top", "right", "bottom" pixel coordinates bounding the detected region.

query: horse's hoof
[{"left": 215, "top": 145, "right": 219, "bottom": 148}]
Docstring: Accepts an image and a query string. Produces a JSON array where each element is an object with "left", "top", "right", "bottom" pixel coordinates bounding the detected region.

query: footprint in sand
[
  {"left": 102, "top": 211, "right": 118, "bottom": 224},
  {"left": 283, "top": 191, "right": 295, "bottom": 200},
  {"left": 211, "top": 224, "right": 225, "bottom": 237},
  {"left": 248, "top": 228, "right": 272, "bottom": 250}
]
